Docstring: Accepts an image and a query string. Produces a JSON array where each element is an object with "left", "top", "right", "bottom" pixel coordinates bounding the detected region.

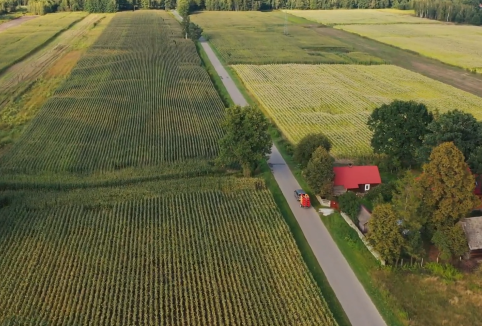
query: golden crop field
[
  {"left": 0, "top": 12, "right": 88, "bottom": 72},
  {"left": 336, "top": 24, "right": 482, "bottom": 73},
  {"left": 191, "top": 11, "right": 383, "bottom": 65},
  {"left": 0, "top": 177, "right": 338, "bottom": 325},
  {"left": 286, "top": 9, "right": 438, "bottom": 26},
  {"left": 233, "top": 64, "right": 482, "bottom": 158}
]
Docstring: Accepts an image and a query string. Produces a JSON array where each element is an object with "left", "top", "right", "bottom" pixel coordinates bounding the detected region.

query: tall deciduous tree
[
  {"left": 418, "top": 110, "right": 482, "bottom": 164},
  {"left": 293, "top": 133, "right": 332, "bottom": 168},
  {"left": 392, "top": 171, "right": 426, "bottom": 231},
  {"left": 217, "top": 105, "right": 272, "bottom": 177},
  {"left": 420, "top": 142, "right": 479, "bottom": 228},
  {"left": 304, "top": 146, "right": 334, "bottom": 198},
  {"left": 176, "top": 0, "right": 189, "bottom": 17},
  {"left": 367, "top": 100, "right": 433, "bottom": 168},
  {"left": 367, "top": 204, "right": 405, "bottom": 264}
]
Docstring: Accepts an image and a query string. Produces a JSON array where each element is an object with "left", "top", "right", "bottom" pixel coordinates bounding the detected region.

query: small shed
[
  {"left": 333, "top": 165, "right": 382, "bottom": 196},
  {"left": 461, "top": 216, "right": 482, "bottom": 258},
  {"left": 358, "top": 205, "right": 372, "bottom": 233}
]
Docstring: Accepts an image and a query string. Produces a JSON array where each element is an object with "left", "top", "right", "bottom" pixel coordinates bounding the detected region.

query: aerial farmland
[{"left": 2, "top": 5, "right": 482, "bottom": 326}]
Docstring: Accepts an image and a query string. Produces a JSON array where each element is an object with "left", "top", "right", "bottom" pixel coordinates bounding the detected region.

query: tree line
[{"left": 413, "top": 0, "right": 482, "bottom": 25}]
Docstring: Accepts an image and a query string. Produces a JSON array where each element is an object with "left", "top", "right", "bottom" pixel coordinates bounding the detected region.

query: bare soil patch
[
  {"left": 313, "top": 26, "right": 482, "bottom": 98},
  {"left": 0, "top": 15, "right": 37, "bottom": 33},
  {"left": 46, "top": 50, "right": 82, "bottom": 78}
]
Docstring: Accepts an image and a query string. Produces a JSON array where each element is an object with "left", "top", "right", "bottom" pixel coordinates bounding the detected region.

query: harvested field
[
  {"left": 0, "top": 12, "right": 87, "bottom": 72},
  {"left": 191, "top": 11, "right": 383, "bottom": 65},
  {"left": 286, "top": 9, "right": 438, "bottom": 26},
  {"left": 336, "top": 23, "right": 482, "bottom": 73},
  {"left": 233, "top": 64, "right": 482, "bottom": 158},
  {"left": 0, "top": 15, "right": 37, "bottom": 31}
]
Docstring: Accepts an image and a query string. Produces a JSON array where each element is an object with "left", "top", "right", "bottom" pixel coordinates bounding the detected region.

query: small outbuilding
[
  {"left": 461, "top": 216, "right": 482, "bottom": 259},
  {"left": 333, "top": 165, "right": 381, "bottom": 196},
  {"left": 358, "top": 205, "right": 372, "bottom": 233}
]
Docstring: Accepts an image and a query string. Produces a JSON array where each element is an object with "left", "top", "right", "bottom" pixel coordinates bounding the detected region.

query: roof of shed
[{"left": 462, "top": 217, "right": 482, "bottom": 250}]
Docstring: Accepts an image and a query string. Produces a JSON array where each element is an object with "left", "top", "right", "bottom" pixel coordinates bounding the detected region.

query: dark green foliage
[
  {"left": 203, "top": 0, "right": 393, "bottom": 10},
  {"left": 182, "top": 15, "right": 203, "bottom": 41},
  {"left": 177, "top": 0, "right": 189, "bottom": 17},
  {"left": 338, "top": 191, "right": 361, "bottom": 225},
  {"left": 468, "top": 146, "right": 482, "bottom": 174},
  {"left": 0, "top": 0, "right": 18, "bottom": 14},
  {"left": 367, "top": 204, "right": 405, "bottom": 264},
  {"left": 294, "top": 133, "right": 332, "bottom": 168},
  {"left": 432, "top": 225, "right": 468, "bottom": 260},
  {"left": 217, "top": 105, "right": 272, "bottom": 177},
  {"left": 84, "top": 0, "right": 117, "bottom": 12},
  {"left": 364, "top": 183, "right": 395, "bottom": 205},
  {"left": 367, "top": 100, "right": 433, "bottom": 168},
  {"left": 304, "top": 147, "right": 334, "bottom": 198},
  {"left": 414, "top": 0, "right": 482, "bottom": 26},
  {"left": 418, "top": 110, "right": 482, "bottom": 164}
]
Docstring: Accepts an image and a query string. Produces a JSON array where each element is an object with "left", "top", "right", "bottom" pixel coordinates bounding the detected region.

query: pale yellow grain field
[
  {"left": 286, "top": 9, "right": 438, "bottom": 25},
  {"left": 233, "top": 64, "right": 482, "bottom": 158},
  {"left": 336, "top": 24, "right": 482, "bottom": 72}
]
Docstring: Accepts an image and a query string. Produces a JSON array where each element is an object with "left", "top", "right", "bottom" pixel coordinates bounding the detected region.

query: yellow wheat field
[{"left": 233, "top": 64, "right": 482, "bottom": 158}]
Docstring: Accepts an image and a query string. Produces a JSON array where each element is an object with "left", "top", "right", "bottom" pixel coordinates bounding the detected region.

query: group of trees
[
  {"left": 176, "top": 0, "right": 409, "bottom": 11},
  {"left": 364, "top": 100, "right": 482, "bottom": 264},
  {"left": 413, "top": 0, "right": 482, "bottom": 25},
  {"left": 0, "top": 0, "right": 18, "bottom": 14},
  {"left": 368, "top": 100, "right": 482, "bottom": 173},
  {"left": 368, "top": 142, "right": 478, "bottom": 263}
]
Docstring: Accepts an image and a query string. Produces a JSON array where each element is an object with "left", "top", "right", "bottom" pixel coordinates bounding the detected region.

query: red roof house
[{"left": 333, "top": 166, "right": 381, "bottom": 195}]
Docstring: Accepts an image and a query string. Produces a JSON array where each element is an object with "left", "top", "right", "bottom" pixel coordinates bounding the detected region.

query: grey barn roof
[{"left": 462, "top": 217, "right": 482, "bottom": 251}]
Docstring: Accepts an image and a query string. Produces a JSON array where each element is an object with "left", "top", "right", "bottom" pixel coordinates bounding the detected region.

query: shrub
[{"left": 338, "top": 192, "right": 361, "bottom": 225}]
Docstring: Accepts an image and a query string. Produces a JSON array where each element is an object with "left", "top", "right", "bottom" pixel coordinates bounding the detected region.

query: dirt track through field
[
  {"left": 0, "top": 15, "right": 38, "bottom": 32},
  {"left": 313, "top": 26, "right": 482, "bottom": 98},
  {"left": 0, "top": 14, "right": 104, "bottom": 106}
]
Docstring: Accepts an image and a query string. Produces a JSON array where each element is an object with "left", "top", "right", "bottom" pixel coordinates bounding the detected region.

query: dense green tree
[
  {"left": 392, "top": 171, "right": 426, "bottom": 232},
  {"left": 432, "top": 224, "right": 468, "bottom": 260},
  {"left": 293, "top": 133, "right": 332, "bottom": 168},
  {"left": 367, "top": 100, "right": 433, "bottom": 168},
  {"left": 304, "top": 146, "right": 334, "bottom": 198},
  {"left": 414, "top": 0, "right": 482, "bottom": 26},
  {"left": 468, "top": 146, "right": 482, "bottom": 174},
  {"left": 367, "top": 204, "right": 405, "bottom": 264},
  {"left": 338, "top": 191, "right": 361, "bottom": 224},
  {"left": 217, "top": 105, "right": 272, "bottom": 177},
  {"left": 420, "top": 142, "right": 479, "bottom": 228},
  {"left": 418, "top": 110, "right": 482, "bottom": 164},
  {"left": 364, "top": 182, "right": 395, "bottom": 205},
  {"left": 177, "top": 0, "right": 189, "bottom": 16}
]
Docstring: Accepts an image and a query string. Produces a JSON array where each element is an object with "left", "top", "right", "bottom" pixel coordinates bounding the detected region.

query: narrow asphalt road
[{"left": 172, "top": 11, "right": 386, "bottom": 326}]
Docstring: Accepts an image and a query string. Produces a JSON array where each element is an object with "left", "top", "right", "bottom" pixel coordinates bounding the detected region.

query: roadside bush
[{"left": 294, "top": 133, "right": 332, "bottom": 168}]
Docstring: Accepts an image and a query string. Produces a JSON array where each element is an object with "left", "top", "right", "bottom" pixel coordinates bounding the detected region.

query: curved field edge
[
  {"left": 0, "top": 12, "right": 88, "bottom": 75},
  {"left": 0, "top": 177, "right": 338, "bottom": 325}
]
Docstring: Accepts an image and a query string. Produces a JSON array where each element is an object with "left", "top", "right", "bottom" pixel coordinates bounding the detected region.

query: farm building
[
  {"left": 358, "top": 205, "right": 372, "bottom": 233},
  {"left": 461, "top": 216, "right": 482, "bottom": 259},
  {"left": 333, "top": 165, "right": 381, "bottom": 196}
]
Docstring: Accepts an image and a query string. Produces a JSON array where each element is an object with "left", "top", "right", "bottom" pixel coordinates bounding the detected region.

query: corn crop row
[
  {"left": 0, "top": 179, "right": 337, "bottom": 326},
  {"left": 0, "top": 11, "right": 225, "bottom": 175}
]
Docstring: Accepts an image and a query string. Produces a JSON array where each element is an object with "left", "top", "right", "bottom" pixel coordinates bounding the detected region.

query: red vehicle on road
[{"left": 294, "top": 189, "right": 311, "bottom": 208}]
